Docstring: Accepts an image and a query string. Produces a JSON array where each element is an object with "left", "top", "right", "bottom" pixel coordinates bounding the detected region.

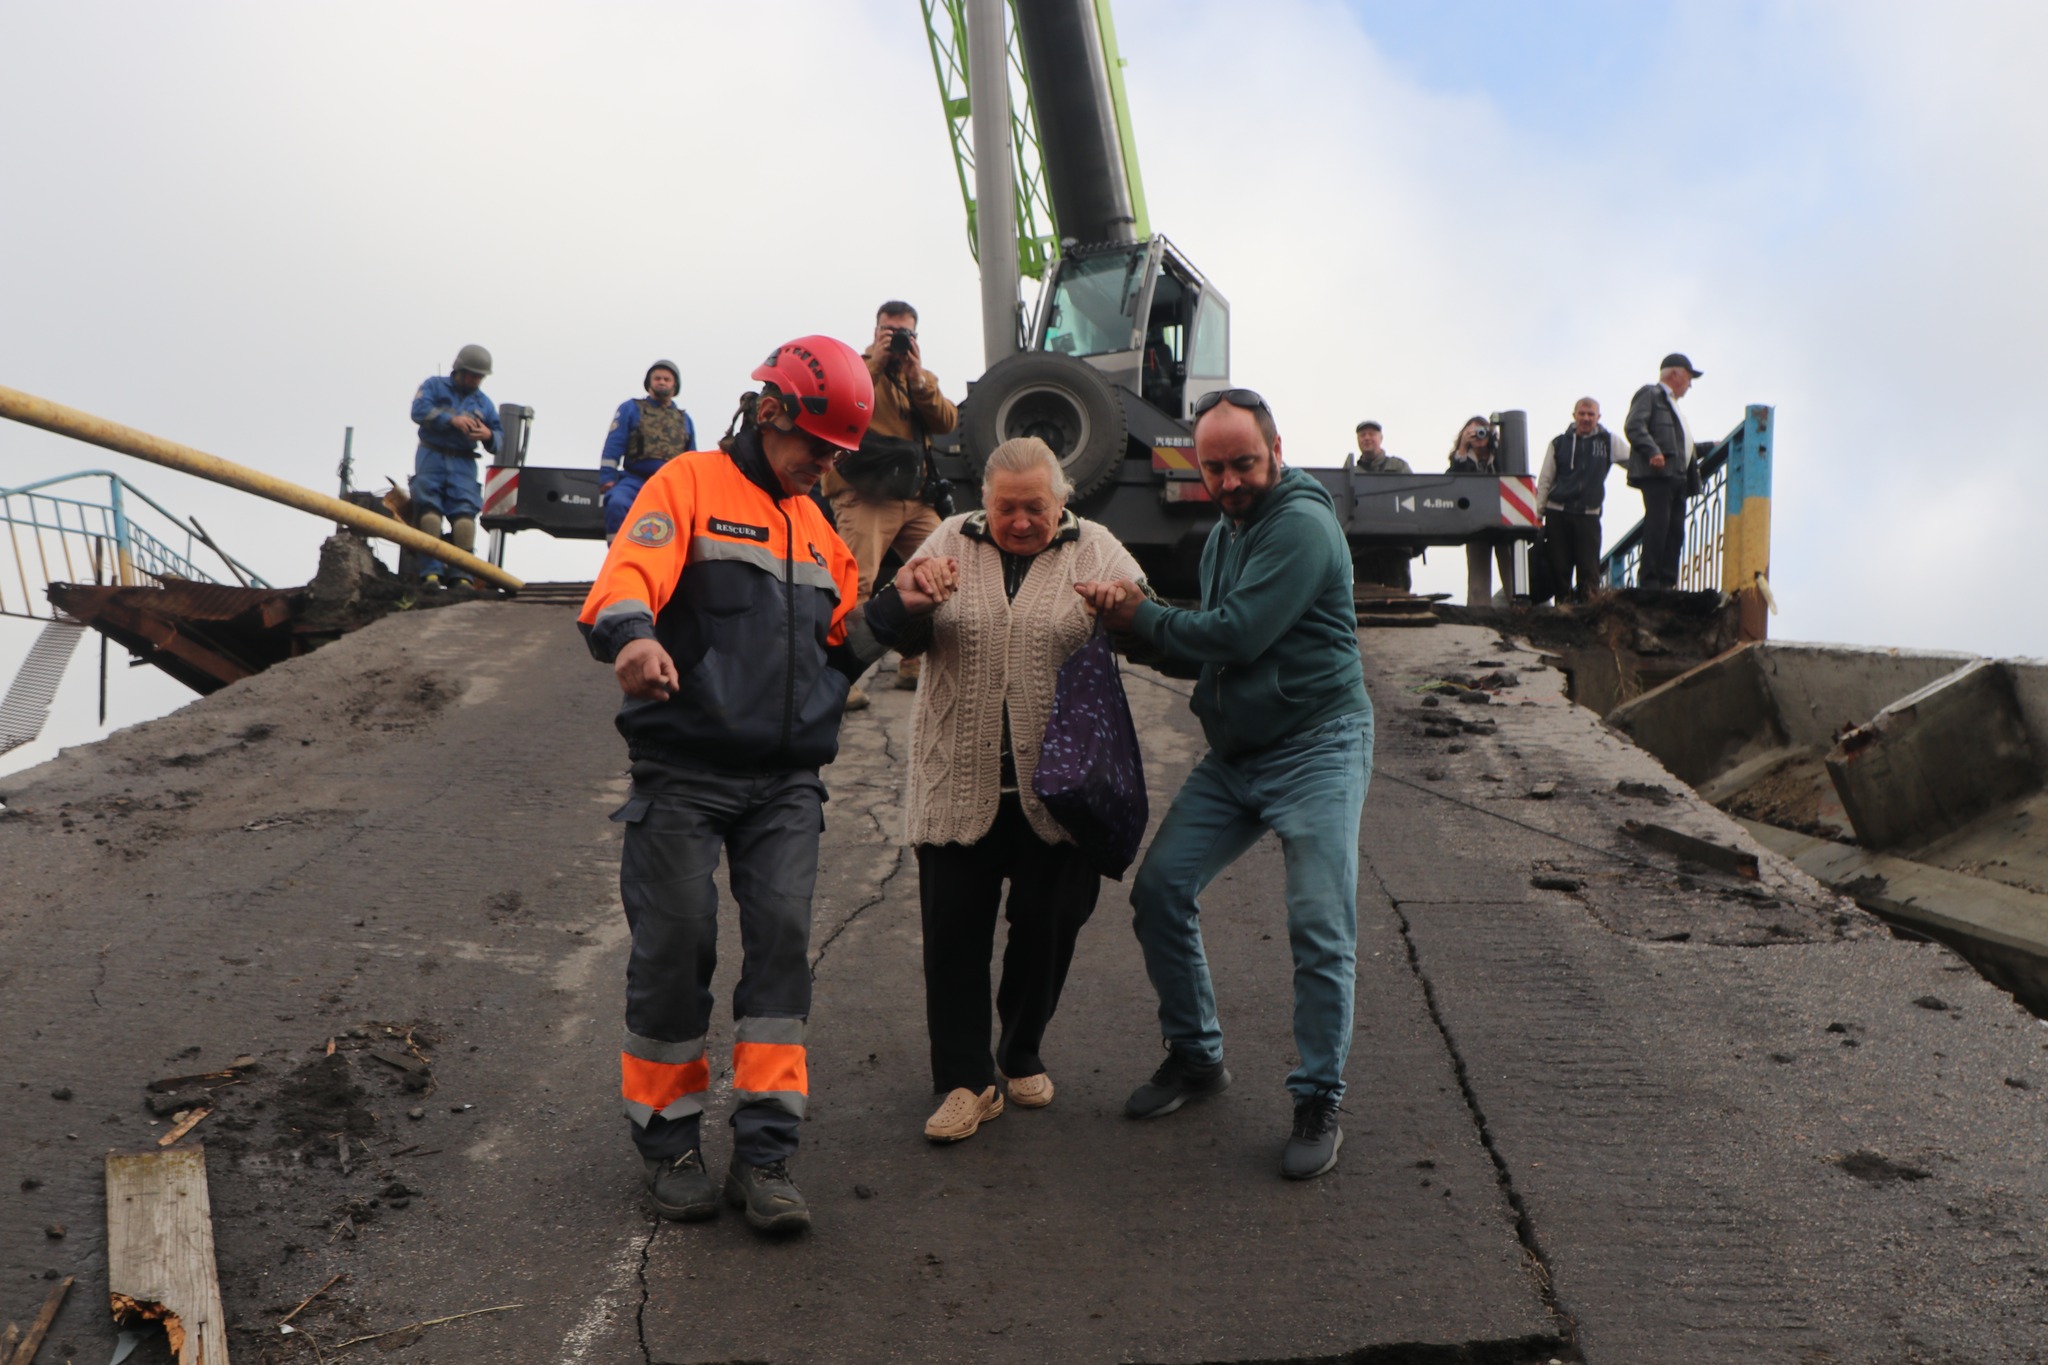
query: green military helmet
[{"left": 452, "top": 343, "right": 494, "bottom": 377}]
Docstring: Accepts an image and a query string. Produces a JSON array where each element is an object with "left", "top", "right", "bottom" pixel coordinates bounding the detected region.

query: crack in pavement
[
  {"left": 810, "top": 844, "right": 909, "bottom": 981},
  {"left": 1370, "top": 861, "right": 1584, "bottom": 1360},
  {"left": 635, "top": 1217, "right": 659, "bottom": 1365}
]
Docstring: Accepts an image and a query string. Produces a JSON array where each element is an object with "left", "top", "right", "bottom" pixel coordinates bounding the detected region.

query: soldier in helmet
[
  {"left": 600, "top": 359, "right": 699, "bottom": 541},
  {"left": 408, "top": 343, "right": 501, "bottom": 589}
]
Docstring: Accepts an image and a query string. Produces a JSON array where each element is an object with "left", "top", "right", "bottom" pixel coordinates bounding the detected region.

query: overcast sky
[{"left": 3, "top": 0, "right": 2043, "bottom": 775}]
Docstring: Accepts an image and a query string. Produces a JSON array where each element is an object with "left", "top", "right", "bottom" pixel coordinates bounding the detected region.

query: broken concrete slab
[{"left": 1825, "top": 659, "right": 2037, "bottom": 852}]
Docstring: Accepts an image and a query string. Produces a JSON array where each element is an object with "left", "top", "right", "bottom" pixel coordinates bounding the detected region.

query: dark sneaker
[
  {"left": 643, "top": 1150, "right": 718, "bottom": 1221},
  {"left": 724, "top": 1158, "right": 811, "bottom": 1234},
  {"left": 1281, "top": 1093, "right": 1344, "bottom": 1180},
  {"left": 1124, "top": 1049, "right": 1231, "bottom": 1119}
]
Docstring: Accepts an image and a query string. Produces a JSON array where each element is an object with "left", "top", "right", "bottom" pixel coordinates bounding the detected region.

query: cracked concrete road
[{"left": 5, "top": 600, "right": 2048, "bottom": 1363}]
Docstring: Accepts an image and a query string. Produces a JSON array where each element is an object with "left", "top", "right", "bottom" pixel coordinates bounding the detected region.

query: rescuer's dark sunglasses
[{"left": 1192, "top": 387, "right": 1271, "bottom": 419}]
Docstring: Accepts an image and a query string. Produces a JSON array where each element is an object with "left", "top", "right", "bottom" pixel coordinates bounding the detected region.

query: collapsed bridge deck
[{"left": 3, "top": 603, "right": 2045, "bottom": 1363}]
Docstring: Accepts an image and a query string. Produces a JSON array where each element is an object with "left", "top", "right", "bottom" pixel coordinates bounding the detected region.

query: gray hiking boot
[
  {"left": 724, "top": 1158, "right": 811, "bottom": 1234},
  {"left": 1124, "top": 1048, "right": 1231, "bottom": 1119},
  {"left": 643, "top": 1150, "right": 718, "bottom": 1221},
  {"left": 1281, "top": 1092, "right": 1344, "bottom": 1180}
]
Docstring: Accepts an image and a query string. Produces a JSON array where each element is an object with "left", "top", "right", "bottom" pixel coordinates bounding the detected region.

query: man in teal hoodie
[{"left": 1078, "top": 388, "right": 1373, "bottom": 1180}]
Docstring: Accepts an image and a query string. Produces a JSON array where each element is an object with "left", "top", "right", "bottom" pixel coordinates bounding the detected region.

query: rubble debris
[
  {"left": 48, "top": 1088, "right": 71, "bottom": 1102},
  {"left": 277, "top": 1272, "right": 344, "bottom": 1330},
  {"left": 1529, "top": 782, "right": 1558, "bottom": 800},
  {"left": 5, "top": 1274, "right": 73, "bottom": 1365},
  {"left": 147, "top": 1057, "right": 257, "bottom": 1093},
  {"left": 330, "top": 1303, "right": 523, "bottom": 1352},
  {"left": 43, "top": 1222, "right": 65, "bottom": 1239},
  {"left": 157, "top": 1108, "right": 211, "bottom": 1147},
  {"left": 1831, "top": 1150, "right": 1931, "bottom": 1185},
  {"left": 1912, "top": 995, "right": 1950, "bottom": 1012},
  {"left": 1621, "top": 820, "right": 1761, "bottom": 880},
  {"left": 105, "top": 1147, "right": 229, "bottom": 1364},
  {"left": 1616, "top": 780, "right": 1674, "bottom": 806},
  {"left": 1531, "top": 876, "right": 1583, "bottom": 893}
]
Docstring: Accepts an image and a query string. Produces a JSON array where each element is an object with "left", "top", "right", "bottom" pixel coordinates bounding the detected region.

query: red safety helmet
[{"left": 751, "top": 335, "right": 873, "bottom": 451}]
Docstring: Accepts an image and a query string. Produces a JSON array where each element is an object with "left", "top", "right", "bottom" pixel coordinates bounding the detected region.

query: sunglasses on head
[{"left": 1192, "top": 387, "right": 1270, "bottom": 419}]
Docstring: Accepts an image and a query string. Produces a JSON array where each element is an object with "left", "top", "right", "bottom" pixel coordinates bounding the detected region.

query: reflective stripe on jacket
[{"left": 577, "top": 430, "right": 871, "bottom": 772}]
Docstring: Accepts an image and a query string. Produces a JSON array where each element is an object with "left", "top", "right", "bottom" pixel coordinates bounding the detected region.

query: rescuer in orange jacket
[{"left": 578, "top": 335, "right": 957, "bottom": 1234}]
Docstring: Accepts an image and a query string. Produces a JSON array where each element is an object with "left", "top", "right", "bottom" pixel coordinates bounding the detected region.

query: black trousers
[
  {"left": 916, "top": 793, "right": 1102, "bottom": 1093},
  {"left": 1543, "top": 511, "right": 1603, "bottom": 602},
  {"left": 1638, "top": 481, "right": 1689, "bottom": 589}
]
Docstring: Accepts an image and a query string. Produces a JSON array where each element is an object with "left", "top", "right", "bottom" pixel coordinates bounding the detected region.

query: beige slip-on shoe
[
  {"left": 1001, "top": 1071, "right": 1054, "bottom": 1108},
  {"left": 924, "top": 1085, "right": 1004, "bottom": 1142}
]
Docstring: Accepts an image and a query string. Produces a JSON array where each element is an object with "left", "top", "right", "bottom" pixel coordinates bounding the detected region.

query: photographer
[{"left": 828, "top": 300, "right": 959, "bottom": 706}]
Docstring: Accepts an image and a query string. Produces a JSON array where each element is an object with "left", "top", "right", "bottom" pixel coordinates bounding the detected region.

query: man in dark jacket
[
  {"left": 578, "top": 335, "right": 949, "bottom": 1236},
  {"left": 1535, "top": 398, "right": 1624, "bottom": 602},
  {"left": 1079, "top": 389, "right": 1374, "bottom": 1181},
  {"left": 1624, "top": 353, "right": 1705, "bottom": 590}
]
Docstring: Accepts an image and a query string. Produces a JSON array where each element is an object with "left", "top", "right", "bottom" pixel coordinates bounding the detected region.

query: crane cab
[{"left": 1036, "top": 236, "right": 1229, "bottom": 422}]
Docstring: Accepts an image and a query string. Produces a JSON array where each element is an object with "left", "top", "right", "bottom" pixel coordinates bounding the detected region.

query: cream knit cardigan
[{"left": 905, "top": 514, "right": 1142, "bottom": 848}]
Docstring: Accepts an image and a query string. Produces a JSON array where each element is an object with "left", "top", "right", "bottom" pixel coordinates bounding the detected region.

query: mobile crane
[
  {"left": 474, "top": 1, "right": 1539, "bottom": 598},
  {"left": 921, "top": 0, "right": 1538, "bottom": 595}
]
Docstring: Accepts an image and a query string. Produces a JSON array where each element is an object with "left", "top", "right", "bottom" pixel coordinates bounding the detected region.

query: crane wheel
[{"left": 960, "top": 352, "right": 1127, "bottom": 504}]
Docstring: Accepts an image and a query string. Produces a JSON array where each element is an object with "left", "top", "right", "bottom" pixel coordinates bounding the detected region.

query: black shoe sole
[
  {"left": 724, "top": 1175, "right": 812, "bottom": 1234},
  {"left": 1124, "top": 1066, "right": 1232, "bottom": 1119},
  {"left": 1282, "top": 1125, "right": 1344, "bottom": 1181},
  {"left": 650, "top": 1192, "right": 720, "bottom": 1222}
]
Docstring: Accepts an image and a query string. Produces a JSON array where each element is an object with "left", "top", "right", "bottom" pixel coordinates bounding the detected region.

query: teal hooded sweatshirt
[{"left": 1131, "top": 466, "right": 1369, "bottom": 758}]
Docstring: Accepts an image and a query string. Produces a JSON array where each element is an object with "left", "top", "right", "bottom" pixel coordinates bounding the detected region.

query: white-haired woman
[{"left": 895, "top": 436, "right": 1147, "bottom": 1142}]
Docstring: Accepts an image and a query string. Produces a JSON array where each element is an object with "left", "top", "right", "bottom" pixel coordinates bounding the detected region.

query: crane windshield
[{"left": 1041, "top": 245, "right": 1149, "bottom": 358}]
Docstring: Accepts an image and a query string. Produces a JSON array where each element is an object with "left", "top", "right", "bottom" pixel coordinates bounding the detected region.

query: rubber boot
[
  {"left": 415, "top": 510, "right": 445, "bottom": 588},
  {"left": 448, "top": 517, "right": 479, "bottom": 589}
]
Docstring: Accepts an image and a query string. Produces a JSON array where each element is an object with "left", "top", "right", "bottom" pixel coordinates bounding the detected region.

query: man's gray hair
[{"left": 981, "top": 436, "right": 1073, "bottom": 500}]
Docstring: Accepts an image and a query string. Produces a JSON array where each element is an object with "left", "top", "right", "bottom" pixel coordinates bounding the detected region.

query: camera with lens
[{"left": 887, "top": 326, "right": 915, "bottom": 357}]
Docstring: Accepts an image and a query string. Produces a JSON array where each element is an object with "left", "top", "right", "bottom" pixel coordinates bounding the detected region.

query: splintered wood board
[{"left": 104, "top": 1146, "right": 230, "bottom": 1365}]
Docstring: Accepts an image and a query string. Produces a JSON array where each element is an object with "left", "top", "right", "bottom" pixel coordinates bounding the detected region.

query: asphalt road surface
[{"left": 4, "top": 600, "right": 2045, "bottom": 1364}]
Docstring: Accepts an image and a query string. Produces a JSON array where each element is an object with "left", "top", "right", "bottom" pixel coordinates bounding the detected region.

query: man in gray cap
[
  {"left": 1624, "top": 353, "right": 1705, "bottom": 590},
  {"left": 1349, "top": 421, "right": 1415, "bottom": 589},
  {"left": 408, "top": 344, "right": 500, "bottom": 590}
]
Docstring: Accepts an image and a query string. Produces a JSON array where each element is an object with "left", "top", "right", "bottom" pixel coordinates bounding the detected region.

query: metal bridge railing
[
  {"left": 1, "top": 470, "right": 268, "bottom": 623},
  {"left": 1601, "top": 404, "right": 1773, "bottom": 596}
]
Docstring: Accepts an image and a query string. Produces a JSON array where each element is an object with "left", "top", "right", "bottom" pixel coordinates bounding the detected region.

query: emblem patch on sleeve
[{"left": 626, "top": 511, "right": 676, "bottom": 548}]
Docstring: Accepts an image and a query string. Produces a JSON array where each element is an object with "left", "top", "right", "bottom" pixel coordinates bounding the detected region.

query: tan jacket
[
  {"left": 822, "top": 349, "right": 958, "bottom": 500},
  {"left": 904, "top": 514, "right": 1141, "bottom": 847}
]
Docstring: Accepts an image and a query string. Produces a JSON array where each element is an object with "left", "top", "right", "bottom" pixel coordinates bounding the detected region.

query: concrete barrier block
[{"left": 1825, "top": 659, "right": 2037, "bottom": 852}]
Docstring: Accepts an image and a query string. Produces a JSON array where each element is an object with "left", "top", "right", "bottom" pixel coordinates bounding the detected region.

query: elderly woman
[
  {"left": 895, "top": 436, "right": 1146, "bottom": 1142},
  {"left": 1448, "top": 415, "right": 1516, "bottom": 606}
]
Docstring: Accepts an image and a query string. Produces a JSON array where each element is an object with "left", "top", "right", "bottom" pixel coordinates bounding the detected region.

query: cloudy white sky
[{"left": 3, "top": 0, "right": 2043, "bottom": 774}]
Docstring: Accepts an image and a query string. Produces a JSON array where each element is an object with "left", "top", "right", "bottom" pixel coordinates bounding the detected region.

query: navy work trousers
[{"left": 614, "top": 758, "right": 822, "bottom": 1165}]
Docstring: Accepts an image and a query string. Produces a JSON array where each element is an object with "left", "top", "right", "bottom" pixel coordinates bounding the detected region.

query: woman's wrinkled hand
[
  {"left": 1073, "top": 578, "right": 1143, "bottom": 631},
  {"left": 897, "top": 556, "right": 959, "bottom": 615}
]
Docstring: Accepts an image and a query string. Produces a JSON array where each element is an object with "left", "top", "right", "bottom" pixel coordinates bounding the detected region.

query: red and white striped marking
[
  {"left": 482, "top": 467, "right": 520, "bottom": 519},
  {"left": 1498, "top": 475, "right": 1539, "bottom": 528}
]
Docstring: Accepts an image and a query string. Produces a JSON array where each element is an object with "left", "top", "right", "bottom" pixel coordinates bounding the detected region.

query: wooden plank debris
[
  {"left": 1621, "top": 819, "right": 1761, "bottom": 880},
  {"left": 6, "top": 1274, "right": 74, "bottom": 1365},
  {"left": 156, "top": 1108, "right": 213, "bottom": 1147},
  {"left": 105, "top": 1147, "right": 230, "bottom": 1365}
]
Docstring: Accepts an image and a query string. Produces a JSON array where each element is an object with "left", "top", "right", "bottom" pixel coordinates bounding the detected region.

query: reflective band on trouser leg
[
  {"left": 621, "top": 1030, "right": 709, "bottom": 1126},
  {"left": 732, "top": 1016, "right": 808, "bottom": 1119}
]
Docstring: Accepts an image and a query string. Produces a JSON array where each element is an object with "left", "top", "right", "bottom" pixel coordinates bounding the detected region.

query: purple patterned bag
[{"left": 1033, "top": 629, "right": 1148, "bottom": 879}]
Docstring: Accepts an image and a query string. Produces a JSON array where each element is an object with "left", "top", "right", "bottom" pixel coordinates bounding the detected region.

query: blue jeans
[{"left": 1130, "top": 709, "right": 1373, "bottom": 1101}]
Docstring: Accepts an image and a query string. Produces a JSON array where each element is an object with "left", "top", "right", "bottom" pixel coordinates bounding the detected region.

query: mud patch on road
[{"left": 343, "top": 668, "right": 459, "bottom": 733}]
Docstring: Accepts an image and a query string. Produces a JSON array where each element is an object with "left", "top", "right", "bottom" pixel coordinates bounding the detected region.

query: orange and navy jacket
[{"left": 578, "top": 428, "right": 904, "bottom": 772}]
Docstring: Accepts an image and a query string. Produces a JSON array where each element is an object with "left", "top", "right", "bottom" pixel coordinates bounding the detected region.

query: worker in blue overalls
[
  {"left": 409, "top": 343, "right": 501, "bottom": 590},
  {"left": 600, "top": 359, "right": 698, "bottom": 541}
]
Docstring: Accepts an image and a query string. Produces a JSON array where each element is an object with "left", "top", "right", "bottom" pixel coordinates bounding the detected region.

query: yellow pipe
[{"left": 0, "top": 383, "right": 523, "bottom": 591}]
